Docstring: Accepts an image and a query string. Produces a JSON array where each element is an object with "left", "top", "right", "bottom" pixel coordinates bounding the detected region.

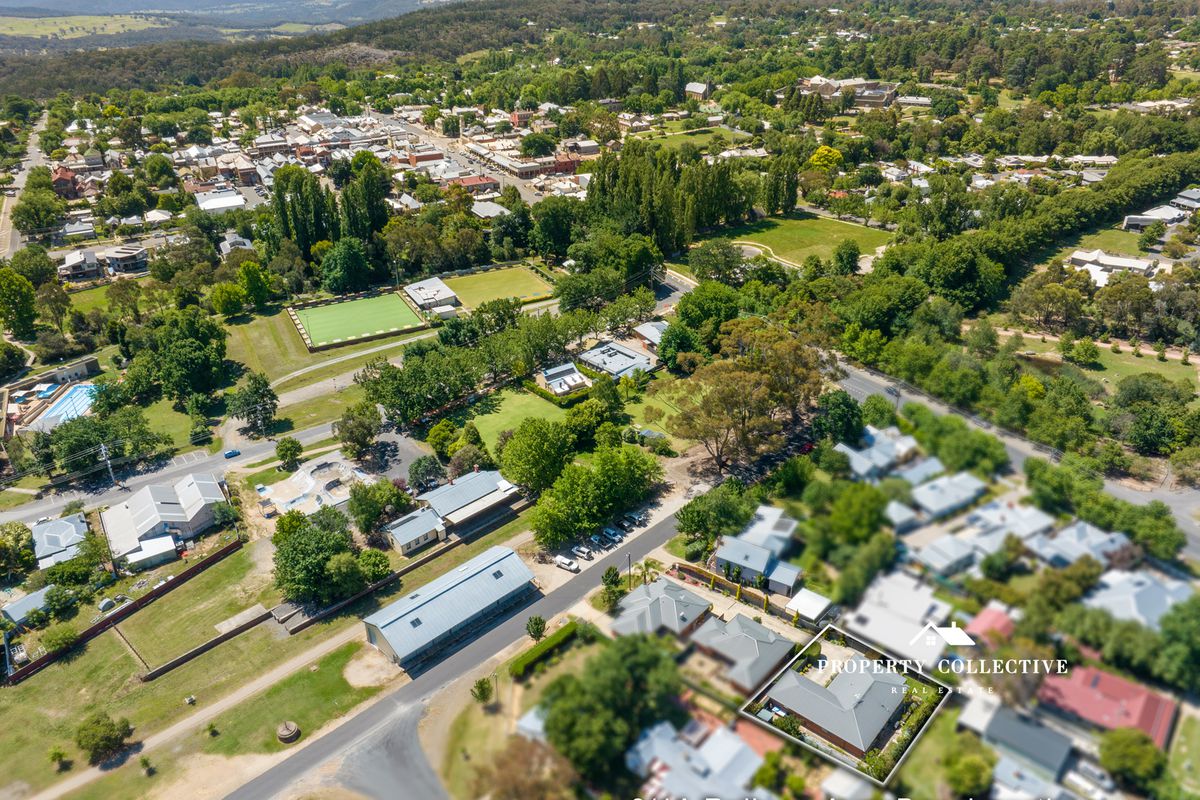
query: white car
[
  {"left": 571, "top": 545, "right": 593, "bottom": 561},
  {"left": 554, "top": 555, "right": 580, "bottom": 572}
]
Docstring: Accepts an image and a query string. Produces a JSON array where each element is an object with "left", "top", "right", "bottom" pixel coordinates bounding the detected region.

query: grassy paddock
[
  {"left": 711, "top": 213, "right": 892, "bottom": 264},
  {"left": 442, "top": 267, "right": 553, "bottom": 309},
  {"left": 0, "top": 14, "right": 165, "bottom": 38}
]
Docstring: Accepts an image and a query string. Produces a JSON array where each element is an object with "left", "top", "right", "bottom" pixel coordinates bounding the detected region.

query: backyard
[
  {"left": 894, "top": 707, "right": 990, "bottom": 800},
  {"left": 711, "top": 213, "right": 893, "bottom": 265},
  {"left": 442, "top": 266, "right": 554, "bottom": 309},
  {"left": 450, "top": 388, "right": 566, "bottom": 450},
  {"left": 291, "top": 293, "right": 424, "bottom": 348}
]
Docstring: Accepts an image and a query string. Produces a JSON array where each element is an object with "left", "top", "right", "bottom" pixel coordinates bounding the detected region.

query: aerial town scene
[{"left": 0, "top": 0, "right": 1199, "bottom": 798}]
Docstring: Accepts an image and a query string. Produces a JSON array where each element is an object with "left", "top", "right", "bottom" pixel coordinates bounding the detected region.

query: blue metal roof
[
  {"left": 417, "top": 470, "right": 507, "bottom": 518},
  {"left": 2, "top": 584, "right": 56, "bottom": 625},
  {"left": 386, "top": 507, "right": 444, "bottom": 549}
]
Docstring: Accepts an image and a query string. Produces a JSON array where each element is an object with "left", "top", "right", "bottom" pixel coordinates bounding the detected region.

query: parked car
[
  {"left": 589, "top": 534, "right": 609, "bottom": 550},
  {"left": 571, "top": 545, "right": 593, "bottom": 561},
  {"left": 1078, "top": 762, "right": 1115, "bottom": 792},
  {"left": 223, "top": 449, "right": 241, "bottom": 459},
  {"left": 554, "top": 555, "right": 580, "bottom": 573},
  {"left": 615, "top": 518, "right": 635, "bottom": 532},
  {"left": 603, "top": 526, "right": 624, "bottom": 543},
  {"left": 623, "top": 511, "right": 648, "bottom": 527}
]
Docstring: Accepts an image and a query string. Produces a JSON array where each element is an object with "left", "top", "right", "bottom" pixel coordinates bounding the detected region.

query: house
[
  {"left": 1172, "top": 187, "right": 1200, "bottom": 211},
  {"left": 632, "top": 320, "right": 669, "bottom": 351},
  {"left": 470, "top": 200, "right": 510, "bottom": 220},
  {"left": 363, "top": 545, "right": 536, "bottom": 669},
  {"left": 539, "top": 362, "right": 590, "bottom": 396},
  {"left": 1038, "top": 666, "right": 1178, "bottom": 749},
  {"left": 983, "top": 707, "right": 1072, "bottom": 781},
  {"left": 62, "top": 220, "right": 96, "bottom": 240},
  {"left": 404, "top": 277, "right": 459, "bottom": 309},
  {"left": 31, "top": 513, "right": 88, "bottom": 570},
  {"left": 1122, "top": 205, "right": 1186, "bottom": 230},
  {"left": 1, "top": 585, "right": 56, "bottom": 627},
  {"left": 963, "top": 500, "right": 1055, "bottom": 558},
  {"left": 103, "top": 245, "right": 149, "bottom": 273},
  {"left": 99, "top": 473, "right": 226, "bottom": 570},
  {"left": 713, "top": 505, "right": 802, "bottom": 595},
  {"left": 690, "top": 614, "right": 795, "bottom": 693},
  {"left": 916, "top": 533, "right": 975, "bottom": 576},
  {"left": 820, "top": 768, "right": 876, "bottom": 800},
  {"left": 51, "top": 166, "right": 79, "bottom": 199},
  {"left": 449, "top": 175, "right": 500, "bottom": 195},
  {"left": 195, "top": 187, "right": 247, "bottom": 214},
  {"left": 1084, "top": 569, "right": 1192, "bottom": 631},
  {"left": 834, "top": 425, "right": 919, "bottom": 481},
  {"left": 965, "top": 600, "right": 1016, "bottom": 646},
  {"left": 684, "top": 81, "right": 712, "bottom": 100},
  {"left": 565, "top": 139, "right": 600, "bottom": 156},
  {"left": 892, "top": 456, "right": 944, "bottom": 486},
  {"left": 885, "top": 500, "right": 919, "bottom": 533},
  {"left": 1026, "top": 521, "right": 1131, "bottom": 568},
  {"left": 610, "top": 578, "right": 711, "bottom": 638},
  {"left": 765, "top": 654, "right": 906, "bottom": 758},
  {"left": 416, "top": 469, "right": 519, "bottom": 529},
  {"left": 625, "top": 721, "right": 772, "bottom": 800},
  {"left": 910, "top": 472, "right": 986, "bottom": 519},
  {"left": 784, "top": 587, "right": 832, "bottom": 625},
  {"left": 385, "top": 507, "right": 446, "bottom": 555},
  {"left": 844, "top": 571, "right": 951, "bottom": 668},
  {"left": 219, "top": 232, "right": 255, "bottom": 257},
  {"left": 59, "top": 249, "right": 102, "bottom": 281},
  {"left": 1068, "top": 249, "right": 1155, "bottom": 287},
  {"left": 578, "top": 341, "right": 653, "bottom": 379}
]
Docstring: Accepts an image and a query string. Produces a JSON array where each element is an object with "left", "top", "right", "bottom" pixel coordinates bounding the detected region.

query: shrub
[
  {"left": 508, "top": 619, "right": 579, "bottom": 680},
  {"left": 42, "top": 623, "right": 79, "bottom": 653}
]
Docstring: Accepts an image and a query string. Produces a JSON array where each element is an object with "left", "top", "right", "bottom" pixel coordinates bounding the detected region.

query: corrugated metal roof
[{"left": 363, "top": 545, "right": 534, "bottom": 664}]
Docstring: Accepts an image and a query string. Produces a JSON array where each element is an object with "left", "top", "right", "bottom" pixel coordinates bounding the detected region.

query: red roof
[
  {"left": 1038, "top": 666, "right": 1177, "bottom": 748},
  {"left": 450, "top": 175, "right": 497, "bottom": 187},
  {"left": 965, "top": 604, "right": 1015, "bottom": 644}
]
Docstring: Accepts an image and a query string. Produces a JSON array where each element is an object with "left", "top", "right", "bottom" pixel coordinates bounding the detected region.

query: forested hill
[{"left": 0, "top": 0, "right": 701, "bottom": 96}]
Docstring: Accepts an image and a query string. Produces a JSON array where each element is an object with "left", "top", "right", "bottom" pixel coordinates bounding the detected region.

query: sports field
[
  {"left": 292, "top": 293, "right": 423, "bottom": 347},
  {"left": 443, "top": 266, "right": 553, "bottom": 309}
]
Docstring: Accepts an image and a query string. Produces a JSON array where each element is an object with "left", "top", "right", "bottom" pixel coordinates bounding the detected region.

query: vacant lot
[
  {"left": 118, "top": 548, "right": 279, "bottom": 666},
  {"left": 1044, "top": 226, "right": 1143, "bottom": 265},
  {"left": 712, "top": 214, "right": 893, "bottom": 265},
  {"left": 443, "top": 267, "right": 553, "bottom": 309},
  {"left": 292, "top": 293, "right": 423, "bottom": 348},
  {"left": 0, "top": 14, "right": 165, "bottom": 39}
]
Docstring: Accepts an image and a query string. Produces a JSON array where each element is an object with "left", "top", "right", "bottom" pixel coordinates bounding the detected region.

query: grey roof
[
  {"left": 892, "top": 456, "right": 944, "bottom": 485},
  {"left": 1026, "top": 521, "right": 1130, "bottom": 568},
  {"left": 625, "top": 721, "right": 768, "bottom": 800},
  {"left": 767, "top": 654, "right": 906, "bottom": 752},
  {"left": 992, "top": 755, "right": 1077, "bottom": 800},
  {"left": 984, "top": 707, "right": 1072, "bottom": 778},
  {"left": 363, "top": 545, "right": 534, "bottom": 664},
  {"left": 386, "top": 507, "right": 445, "bottom": 549},
  {"left": 32, "top": 514, "right": 88, "bottom": 569},
  {"left": 633, "top": 320, "right": 668, "bottom": 346},
  {"left": 767, "top": 560, "right": 802, "bottom": 589},
  {"left": 917, "top": 534, "right": 975, "bottom": 575},
  {"left": 1084, "top": 569, "right": 1193, "bottom": 631},
  {"left": 417, "top": 470, "right": 514, "bottom": 520},
  {"left": 737, "top": 505, "right": 796, "bottom": 557},
  {"left": 471, "top": 200, "right": 510, "bottom": 219},
  {"left": 404, "top": 276, "right": 457, "bottom": 306},
  {"left": 714, "top": 538, "right": 773, "bottom": 576},
  {"left": 691, "top": 614, "right": 794, "bottom": 691},
  {"left": 2, "top": 584, "right": 56, "bottom": 625},
  {"left": 911, "top": 472, "right": 986, "bottom": 518},
  {"left": 578, "top": 341, "right": 652, "bottom": 378},
  {"left": 611, "top": 579, "right": 710, "bottom": 637},
  {"left": 885, "top": 500, "right": 918, "bottom": 530},
  {"left": 102, "top": 472, "right": 224, "bottom": 558},
  {"left": 967, "top": 501, "right": 1054, "bottom": 541}
]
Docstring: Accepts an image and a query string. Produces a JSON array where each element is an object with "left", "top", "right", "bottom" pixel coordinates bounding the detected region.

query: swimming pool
[{"left": 28, "top": 383, "right": 97, "bottom": 432}]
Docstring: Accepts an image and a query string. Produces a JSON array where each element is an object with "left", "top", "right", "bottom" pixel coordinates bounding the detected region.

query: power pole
[
  {"left": 99, "top": 442, "right": 115, "bottom": 486},
  {"left": 627, "top": 552, "right": 632, "bottom": 592}
]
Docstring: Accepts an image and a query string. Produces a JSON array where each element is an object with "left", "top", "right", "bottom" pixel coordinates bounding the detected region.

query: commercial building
[
  {"left": 578, "top": 341, "right": 653, "bottom": 379},
  {"left": 404, "top": 277, "right": 459, "bottom": 310},
  {"left": 363, "top": 545, "right": 536, "bottom": 669},
  {"left": 416, "top": 469, "right": 519, "bottom": 529},
  {"left": 385, "top": 507, "right": 447, "bottom": 555}
]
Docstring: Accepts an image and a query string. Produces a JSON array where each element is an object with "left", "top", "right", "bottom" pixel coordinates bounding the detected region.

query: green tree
[
  {"left": 520, "top": 132, "right": 556, "bottom": 157},
  {"left": 947, "top": 753, "right": 993, "bottom": 797},
  {"left": 324, "top": 551, "right": 366, "bottom": 600},
  {"left": 0, "top": 268, "right": 38, "bottom": 338},
  {"left": 209, "top": 282, "right": 246, "bottom": 316},
  {"left": 11, "top": 190, "right": 65, "bottom": 234},
  {"left": 347, "top": 479, "right": 411, "bottom": 538},
  {"left": 358, "top": 548, "right": 391, "bottom": 583},
  {"left": 320, "top": 237, "right": 371, "bottom": 294},
  {"left": 860, "top": 394, "right": 897, "bottom": 428},
  {"left": 530, "top": 196, "right": 579, "bottom": 260},
  {"left": 526, "top": 614, "right": 547, "bottom": 642},
  {"left": 238, "top": 261, "right": 270, "bottom": 310},
  {"left": 74, "top": 712, "right": 133, "bottom": 764},
  {"left": 1099, "top": 728, "right": 1166, "bottom": 792},
  {"left": 271, "top": 509, "right": 356, "bottom": 604},
  {"left": 0, "top": 521, "right": 35, "bottom": 581},
  {"left": 408, "top": 454, "right": 445, "bottom": 487},
  {"left": 226, "top": 372, "right": 277, "bottom": 436},
  {"left": 275, "top": 436, "right": 303, "bottom": 470},
  {"left": 813, "top": 390, "right": 862, "bottom": 444},
  {"left": 11, "top": 245, "right": 57, "bottom": 287},
  {"left": 334, "top": 400, "right": 382, "bottom": 460},
  {"left": 499, "top": 417, "right": 575, "bottom": 493},
  {"left": 35, "top": 281, "right": 71, "bottom": 332},
  {"left": 42, "top": 623, "right": 79, "bottom": 653},
  {"left": 471, "top": 676, "right": 494, "bottom": 706}
]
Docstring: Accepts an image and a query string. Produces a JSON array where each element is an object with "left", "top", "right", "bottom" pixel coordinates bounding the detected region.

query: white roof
[
  {"left": 1084, "top": 569, "right": 1192, "bottom": 631},
  {"left": 784, "top": 587, "right": 831, "bottom": 620},
  {"left": 844, "top": 571, "right": 951, "bottom": 667}
]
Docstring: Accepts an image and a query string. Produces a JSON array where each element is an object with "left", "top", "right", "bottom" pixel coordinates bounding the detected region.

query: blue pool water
[{"left": 40, "top": 383, "right": 97, "bottom": 424}]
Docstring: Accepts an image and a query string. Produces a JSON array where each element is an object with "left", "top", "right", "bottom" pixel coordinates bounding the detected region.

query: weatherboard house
[
  {"left": 363, "top": 545, "right": 536, "bottom": 669},
  {"left": 99, "top": 473, "right": 227, "bottom": 571}
]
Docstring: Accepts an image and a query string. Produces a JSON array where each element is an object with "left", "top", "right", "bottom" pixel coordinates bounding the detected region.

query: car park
[
  {"left": 1078, "top": 763, "right": 1115, "bottom": 791},
  {"left": 571, "top": 545, "right": 593, "bottom": 560},
  {"left": 554, "top": 555, "right": 580, "bottom": 572}
]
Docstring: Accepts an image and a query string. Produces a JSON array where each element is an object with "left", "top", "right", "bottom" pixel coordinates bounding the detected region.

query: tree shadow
[{"left": 96, "top": 740, "right": 143, "bottom": 772}]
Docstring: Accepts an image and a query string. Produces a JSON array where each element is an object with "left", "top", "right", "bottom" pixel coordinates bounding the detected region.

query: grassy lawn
[
  {"left": 449, "top": 389, "right": 566, "bottom": 450},
  {"left": 276, "top": 384, "right": 365, "bottom": 431},
  {"left": 118, "top": 548, "right": 280, "bottom": 666},
  {"left": 895, "top": 707, "right": 985, "bottom": 800},
  {"left": 442, "top": 267, "right": 554, "bottom": 309},
  {"left": 638, "top": 126, "right": 749, "bottom": 152},
  {"left": 1043, "top": 226, "right": 1143, "bottom": 265},
  {"left": 292, "top": 293, "right": 423, "bottom": 347},
  {"left": 143, "top": 397, "right": 196, "bottom": 450},
  {"left": 1008, "top": 335, "right": 1199, "bottom": 393},
  {"left": 625, "top": 377, "right": 685, "bottom": 446},
  {"left": 271, "top": 336, "right": 423, "bottom": 394},
  {"left": 66, "top": 279, "right": 150, "bottom": 315},
  {"left": 1170, "top": 714, "right": 1200, "bottom": 793},
  {"left": 711, "top": 213, "right": 892, "bottom": 265},
  {"left": 226, "top": 309, "right": 419, "bottom": 384}
]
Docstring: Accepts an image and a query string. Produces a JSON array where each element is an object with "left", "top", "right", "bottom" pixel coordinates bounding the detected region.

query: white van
[{"left": 554, "top": 555, "right": 580, "bottom": 572}]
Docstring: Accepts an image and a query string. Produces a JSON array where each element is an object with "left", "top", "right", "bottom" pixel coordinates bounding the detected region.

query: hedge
[
  {"left": 520, "top": 379, "right": 591, "bottom": 409},
  {"left": 508, "top": 619, "right": 579, "bottom": 680}
]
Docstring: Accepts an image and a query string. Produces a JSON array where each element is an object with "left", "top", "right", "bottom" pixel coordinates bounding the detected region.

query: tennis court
[
  {"left": 291, "top": 293, "right": 423, "bottom": 348},
  {"left": 443, "top": 267, "right": 553, "bottom": 309}
]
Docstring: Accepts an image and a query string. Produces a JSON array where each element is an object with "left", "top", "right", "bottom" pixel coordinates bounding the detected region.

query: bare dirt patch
[{"left": 342, "top": 646, "right": 395, "bottom": 689}]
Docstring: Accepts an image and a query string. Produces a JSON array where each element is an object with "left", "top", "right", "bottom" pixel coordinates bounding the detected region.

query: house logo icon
[{"left": 909, "top": 620, "right": 976, "bottom": 648}]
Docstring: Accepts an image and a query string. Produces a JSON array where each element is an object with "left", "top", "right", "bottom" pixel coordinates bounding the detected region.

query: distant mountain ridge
[{"left": 0, "top": 0, "right": 437, "bottom": 26}]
